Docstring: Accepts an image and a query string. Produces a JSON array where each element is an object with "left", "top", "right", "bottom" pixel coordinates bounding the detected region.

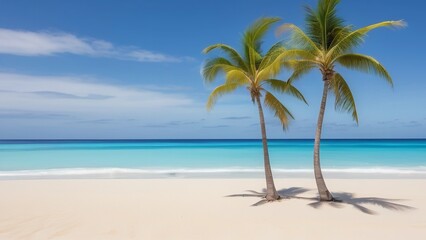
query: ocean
[{"left": 0, "top": 139, "right": 425, "bottom": 179}]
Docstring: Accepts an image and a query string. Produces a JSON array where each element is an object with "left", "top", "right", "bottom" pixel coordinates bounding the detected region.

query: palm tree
[
  {"left": 277, "top": 0, "right": 405, "bottom": 201},
  {"left": 202, "top": 17, "right": 307, "bottom": 201}
]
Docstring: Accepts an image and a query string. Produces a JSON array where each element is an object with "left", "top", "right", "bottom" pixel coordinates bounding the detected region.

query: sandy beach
[{"left": 0, "top": 178, "right": 425, "bottom": 240}]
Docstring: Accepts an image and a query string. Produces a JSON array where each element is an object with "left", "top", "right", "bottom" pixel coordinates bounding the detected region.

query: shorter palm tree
[{"left": 202, "top": 17, "right": 307, "bottom": 201}]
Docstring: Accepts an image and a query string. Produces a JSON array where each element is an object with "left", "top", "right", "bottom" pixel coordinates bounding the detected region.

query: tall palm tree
[
  {"left": 202, "top": 17, "right": 307, "bottom": 201},
  {"left": 277, "top": 0, "right": 405, "bottom": 201}
]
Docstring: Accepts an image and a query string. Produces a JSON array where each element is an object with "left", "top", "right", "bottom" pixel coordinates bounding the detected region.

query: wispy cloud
[
  {"left": 406, "top": 121, "right": 422, "bottom": 127},
  {"left": 203, "top": 125, "right": 230, "bottom": 128},
  {"left": 0, "top": 72, "right": 194, "bottom": 117},
  {"left": 324, "top": 122, "right": 357, "bottom": 129},
  {"left": 0, "top": 28, "right": 190, "bottom": 62},
  {"left": 140, "top": 119, "right": 205, "bottom": 128},
  {"left": 167, "top": 120, "right": 204, "bottom": 126},
  {"left": 377, "top": 119, "right": 422, "bottom": 128},
  {"left": 0, "top": 109, "right": 73, "bottom": 120},
  {"left": 221, "top": 116, "right": 251, "bottom": 120},
  {"left": 127, "top": 50, "right": 183, "bottom": 63},
  {"left": 1, "top": 90, "right": 114, "bottom": 100},
  {"left": 76, "top": 119, "right": 113, "bottom": 124}
]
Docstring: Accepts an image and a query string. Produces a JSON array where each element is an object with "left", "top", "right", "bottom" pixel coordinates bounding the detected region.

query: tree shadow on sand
[
  {"left": 307, "top": 192, "right": 415, "bottom": 215},
  {"left": 226, "top": 187, "right": 313, "bottom": 206},
  {"left": 227, "top": 189, "right": 415, "bottom": 214}
]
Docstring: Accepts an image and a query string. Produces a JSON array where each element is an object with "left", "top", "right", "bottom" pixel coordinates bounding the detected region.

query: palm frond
[
  {"left": 263, "top": 91, "right": 294, "bottom": 129},
  {"left": 328, "top": 24, "right": 354, "bottom": 50},
  {"left": 284, "top": 49, "right": 319, "bottom": 60},
  {"left": 276, "top": 23, "right": 321, "bottom": 53},
  {"left": 258, "top": 41, "right": 286, "bottom": 71},
  {"left": 257, "top": 57, "right": 285, "bottom": 81},
  {"left": 284, "top": 60, "right": 317, "bottom": 84},
  {"left": 225, "top": 70, "right": 251, "bottom": 85},
  {"left": 202, "top": 57, "right": 240, "bottom": 83},
  {"left": 258, "top": 49, "right": 317, "bottom": 82},
  {"left": 257, "top": 43, "right": 287, "bottom": 81},
  {"left": 206, "top": 83, "right": 242, "bottom": 110},
  {"left": 202, "top": 17, "right": 306, "bottom": 130},
  {"left": 243, "top": 17, "right": 280, "bottom": 75},
  {"left": 264, "top": 79, "right": 308, "bottom": 104},
  {"left": 330, "top": 73, "right": 358, "bottom": 123},
  {"left": 244, "top": 17, "right": 281, "bottom": 54},
  {"left": 202, "top": 43, "right": 247, "bottom": 70},
  {"left": 328, "top": 20, "right": 406, "bottom": 58},
  {"left": 304, "top": 0, "right": 345, "bottom": 50},
  {"left": 335, "top": 53, "right": 393, "bottom": 86},
  {"left": 244, "top": 44, "right": 260, "bottom": 75},
  {"left": 304, "top": 5, "right": 323, "bottom": 47}
]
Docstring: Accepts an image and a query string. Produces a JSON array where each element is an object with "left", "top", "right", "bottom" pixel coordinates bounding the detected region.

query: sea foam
[{"left": 1, "top": 167, "right": 426, "bottom": 179}]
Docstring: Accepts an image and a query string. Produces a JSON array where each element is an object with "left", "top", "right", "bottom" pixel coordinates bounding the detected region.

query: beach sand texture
[{"left": 0, "top": 179, "right": 425, "bottom": 240}]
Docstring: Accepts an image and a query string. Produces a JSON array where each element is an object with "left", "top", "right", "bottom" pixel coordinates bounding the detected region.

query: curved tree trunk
[
  {"left": 255, "top": 95, "right": 279, "bottom": 201},
  {"left": 314, "top": 80, "right": 334, "bottom": 201}
]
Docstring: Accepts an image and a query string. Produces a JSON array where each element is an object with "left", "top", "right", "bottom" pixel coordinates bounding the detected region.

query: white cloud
[
  {"left": 0, "top": 73, "right": 266, "bottom": 138},
  {"left": 0, "top": 72, "right": 194, "bottom": 117},
  {"left": 0, "top": 29, "right": 95, "bottom": 56},
  {"left": 0, "top": 28, "right": 187, "bottom": 62},
  {"left": 128, "top": 50, "right": 181, "bottom": 63}
]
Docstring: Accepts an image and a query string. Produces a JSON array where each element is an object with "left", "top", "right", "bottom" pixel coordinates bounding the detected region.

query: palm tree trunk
[
  {"left": 255, "top": 95, "right": 279, "bottom": 201},
  {"left": 314, "top": 80, "right": 334, "bottom": 201}
]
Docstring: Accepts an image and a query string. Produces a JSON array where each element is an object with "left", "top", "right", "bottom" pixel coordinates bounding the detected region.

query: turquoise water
[{"left": 0, "top": 139, "right": 425, "bottom": 178}]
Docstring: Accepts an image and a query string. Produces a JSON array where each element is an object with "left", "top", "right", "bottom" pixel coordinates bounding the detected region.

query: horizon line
[{"left": 0, "top": 138, "right": 425, "bottom": 141}]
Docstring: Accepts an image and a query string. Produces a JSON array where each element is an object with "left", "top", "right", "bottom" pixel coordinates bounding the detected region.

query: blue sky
[{"left": 0, "top": 0, "right": 424, "bottom": 139}]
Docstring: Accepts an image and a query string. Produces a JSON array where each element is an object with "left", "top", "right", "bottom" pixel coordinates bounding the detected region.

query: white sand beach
[{"left": 0, "top": 178, "right": 425, "bottom": 240}]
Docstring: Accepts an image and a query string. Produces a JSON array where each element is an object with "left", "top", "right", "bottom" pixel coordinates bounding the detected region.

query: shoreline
[
  {"left": 0, "top": 178, "right": 425, "bottom": 239},
  {"left": 1, "top": 167, "right": 426, "bottom": 180}
]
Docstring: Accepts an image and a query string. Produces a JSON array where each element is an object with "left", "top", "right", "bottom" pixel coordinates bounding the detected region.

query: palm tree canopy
[
  {"left": 277, "top": 0, "right": 405, "bottom": 123},
  {"left": 202, "top": 17, "right": 307, "bottom": 129}
]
